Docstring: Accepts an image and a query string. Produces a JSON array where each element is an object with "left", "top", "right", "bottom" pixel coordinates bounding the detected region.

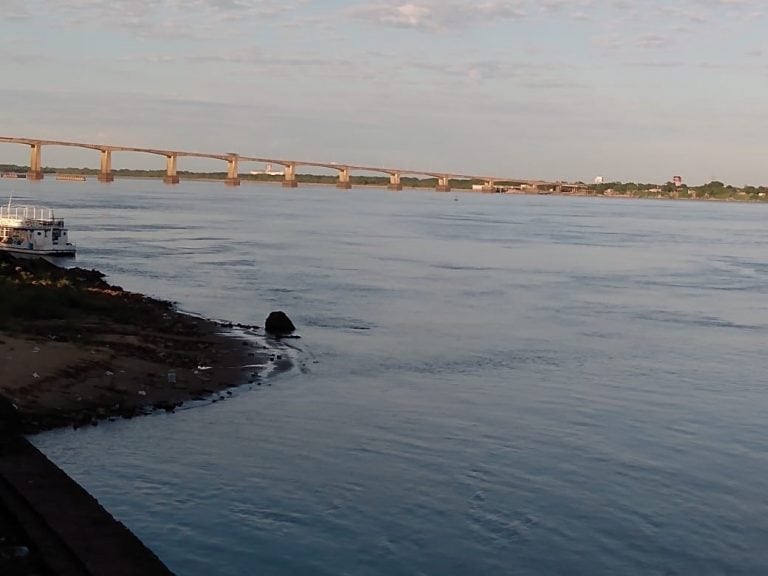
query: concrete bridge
[{"left": 0, "top": 136, "right": 578, "bottom": 193}]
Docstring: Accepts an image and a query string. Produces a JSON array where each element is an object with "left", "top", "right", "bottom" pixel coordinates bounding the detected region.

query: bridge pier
[
  {"left": 336, "top": 167, "right": 351, "bottom": 189},
  {"left": 225, "top": 155, "right": 240, "bottom": 186},
  {"left": 282, "top": 163, "right": 298, "bottom": 187},
  {"left": 388, "top": 172, "right": 403, "bottom": 191},
  {"left": 163, "top": 154, "right": 179, "bottom": 184},
  {"left": 436, "top": 176, "right": 451, "bottom": 192},
  {"left": 27, "top": 143, "right": 43, "bottom": 180},
  {"left": 98, "top": 149, "right": 114, "bottom": 182}
]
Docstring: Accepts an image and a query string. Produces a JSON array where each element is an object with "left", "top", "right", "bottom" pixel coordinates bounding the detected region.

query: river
[{"left": 4, "top": 179, "right": 767, "bottom": 575}]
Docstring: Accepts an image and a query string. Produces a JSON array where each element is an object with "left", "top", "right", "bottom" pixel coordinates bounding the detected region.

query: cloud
[
  {"left": 624, "top": 60, "right": 685, "bottom": 68},
  {"left": 634, "top": 33, "right": 676, "bottom": 50},
  {"left": 20, "top": 0, "right": 303, "bottom": 39},
  {"left": 2, "top": 0, "right": 33, "bottom": 20},
  {"left": 406, "top": 57, "right": 579, "bottom": 90},
  {"left": 347, "top": 1, "right": 527, "bottom": 31},
  {"left": 346, "top": 0, "right": 766, "bottom": 34}
]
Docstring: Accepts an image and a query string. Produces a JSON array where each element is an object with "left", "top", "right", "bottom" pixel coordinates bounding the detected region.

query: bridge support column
[
  {"left": 388, "top": 172, "right": 402, "bottom": 191},
  {"left": 27, "top": 143, "right": 43, "bottom": 180},
  {"left": 336, "top": 167, "right": 351, "bottom": 189},
  {"left": 225, "top": 155, "right": 240, "bottom": 186},
  {"left": 163, "top": 154, "right": 179, "bottom": 184},
  {"left": 98, "top": 149, "right": 114, "bottom": 182},
  {"left": 436, "top": 176, "right": 451, "bottom": 192},
  {"left": 282, "top": 163, "right": 298, "bottom": 187}
]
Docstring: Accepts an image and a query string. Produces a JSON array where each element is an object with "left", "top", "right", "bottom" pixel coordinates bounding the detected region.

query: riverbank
[
  {"left": 0, "top": 252, "right": 284, "bottom": 574},
  {"left": 0, "top": 252, "right": 273, "bottom": 433}
]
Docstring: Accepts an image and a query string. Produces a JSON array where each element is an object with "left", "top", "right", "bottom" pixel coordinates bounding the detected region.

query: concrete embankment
[{"left": 0, "top": 431, "right": 174, "bottom": 575}]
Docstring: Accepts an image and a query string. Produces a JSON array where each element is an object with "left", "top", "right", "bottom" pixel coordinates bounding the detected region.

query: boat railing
[
  {"left": 0, "top": 204, "right": 61, "bottom": 225},
  {"left": 0, "top": 217, "right": 64, "bottom": 228}
]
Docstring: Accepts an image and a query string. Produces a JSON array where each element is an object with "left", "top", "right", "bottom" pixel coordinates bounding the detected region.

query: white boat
[{"left": 0, "top": 199, "right": 76, "bottom": 257}]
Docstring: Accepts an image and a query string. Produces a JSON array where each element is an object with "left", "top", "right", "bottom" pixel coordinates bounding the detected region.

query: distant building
[
  {"left": 672, "top": 175, "right": 683, "bottom": 186},
  {"left": 250, "top": 163, "right": 284, "bottom": 176},
  {"left": 594, "top": 176, "right": 604, "bottom": 184}
]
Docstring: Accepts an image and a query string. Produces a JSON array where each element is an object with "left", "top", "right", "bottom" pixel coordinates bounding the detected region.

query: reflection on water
[{"left": 7, "top": 178, "right": 767, "bottom": 575}]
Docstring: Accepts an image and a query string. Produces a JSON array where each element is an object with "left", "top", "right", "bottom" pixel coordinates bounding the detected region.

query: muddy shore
[{"left": 0, "top": 252, "right": 274, "bottom": 433}]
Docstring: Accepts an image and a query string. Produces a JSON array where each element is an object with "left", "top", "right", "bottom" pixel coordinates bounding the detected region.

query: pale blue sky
[{"left": 1, "top": 0, "right": 766, "bottom": 185}]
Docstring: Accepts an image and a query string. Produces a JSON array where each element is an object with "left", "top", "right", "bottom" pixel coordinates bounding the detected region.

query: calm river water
[{"left": 4, "top": 179, "right": 768, "bottom": 575}]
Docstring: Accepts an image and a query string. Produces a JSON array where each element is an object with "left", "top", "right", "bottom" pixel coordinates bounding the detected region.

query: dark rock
[
  {"left": 265, "top": 311, "right": 296, "bottom": 336},
  {"left": 0, "top": 393, "right": 20, "bottom": 435}
]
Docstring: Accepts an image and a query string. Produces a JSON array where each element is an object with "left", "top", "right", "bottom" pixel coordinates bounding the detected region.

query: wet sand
[{"left": 0, "top": 323, "right": 269, "bottom": 433}]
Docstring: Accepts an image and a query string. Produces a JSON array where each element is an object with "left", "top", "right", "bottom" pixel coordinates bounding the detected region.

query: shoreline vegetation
[
  {"left": 2, "top": 164, "right": 767, "bottom": 202},
  {"left": 0, "top": 252, "right": 276, "bottom": 434}
]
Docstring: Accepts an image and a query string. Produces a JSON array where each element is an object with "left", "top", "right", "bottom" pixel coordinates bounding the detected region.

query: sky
[{"left": 1, "top": 0, "right": 767, "bottom": 185}]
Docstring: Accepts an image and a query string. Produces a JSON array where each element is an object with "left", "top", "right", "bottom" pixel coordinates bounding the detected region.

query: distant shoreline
[
  {"left": 3, "top": 167, "right": 765, "bottom": 203},
  {"left": 87, "top": 176, "right": 768, "bottom": 204}
]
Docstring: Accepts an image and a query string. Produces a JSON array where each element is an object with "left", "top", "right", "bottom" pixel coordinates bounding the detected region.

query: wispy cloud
[
  {"left": 17, "top": 0, "right": 303, "bottom": 39},
  {"left": 346, "top": 0, "right": 765, "bottom": 32},
  {"left": 2, "top": 0, "right": 34, "bottom": 20},
  {"left": 347, "top": 1, "right": 528, "bottom": 31}
]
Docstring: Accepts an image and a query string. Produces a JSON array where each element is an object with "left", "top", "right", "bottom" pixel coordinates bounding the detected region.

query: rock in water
[{"left": 265, "top": 311, "right": 296, "bottom": 336}]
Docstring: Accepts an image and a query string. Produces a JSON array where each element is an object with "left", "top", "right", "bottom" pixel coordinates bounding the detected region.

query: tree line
[{"left": 588, "top": 180, "right": 768, "bottom": 201}]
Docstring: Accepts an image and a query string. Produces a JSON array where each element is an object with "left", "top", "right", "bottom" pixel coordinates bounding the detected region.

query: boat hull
[{"left": 0, "top": 245, "right": 76, "bottom": 257}]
